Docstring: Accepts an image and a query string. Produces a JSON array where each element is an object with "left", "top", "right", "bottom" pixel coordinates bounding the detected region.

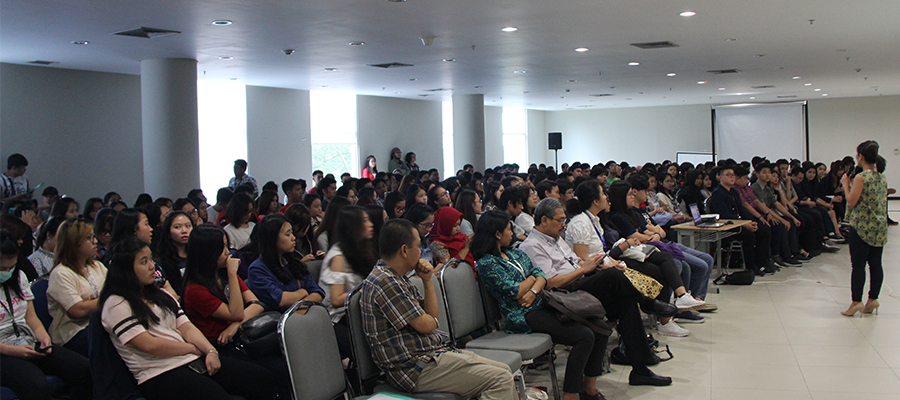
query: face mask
[{"left": 0, "top": 270, "right": 13, "bottom": 284}]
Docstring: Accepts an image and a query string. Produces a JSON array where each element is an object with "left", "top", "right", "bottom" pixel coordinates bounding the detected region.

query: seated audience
[
  {"left": 706, "top": 165, "right": 773, "bottom": 275},
  {"left": 93, "top": 208, "right": 117, "bottom": 260},
  {"left": 100, "top": 238, "right": 274, "bottom": 400},
  {"left": 404, "top": 203, "right": 439, "bottom": 266},
  {"left": 49, "top": 197, "right": 80, "bottom": 220},
  {"left": 514, "top": 186, "right": 539, "bottom": 233},
  {"left": 254, "top": 190, "right": 279, "bottom": 222},
  {"left": 156, "top": 211, "right": 194, "bottom": 296},
  {"left": 453, "top": 189, "right": 481, "bottom": 236},
  {"left": 246, "top": 214, "right": 324, "bottom": 311},
  {"left": 29, "top": 216, "right": 65, "bottom": 277},
  {"left": 320, "top": 206, "right": 377, "bottom": 358},
  {"left": 499, "top": 186, "right": 527, "bottom": 241},
  {"left": 223, "top": 193, "right": 255, "bottom": 250},
  {"left": 107, "top": 208, "right": 178, "bottom": 298},
  {"left": 82, "top": 197, "right": 103, "bottom": 222},
  {"left": 47, "top": 218, "right": 108, "bottom": 357},
  {"left": 511, "top": 204, "right": 674, "bottom": 388},
  {"left": 406, "top": 184, "right": 428, "bottom": 207},
  {"left": 283, "top": 204, "right": 323, "bottom": 262},
  {"left": 208, "top": 188, "right": 233, "bottom": 225},
  {"left": 361, "top": 218, "right": 517, "bottom": 399},
  {"left": 314, "top": 196, "right": 351, "bottom": 252},
  {"left": 429, "top": 207, "right": 475, "bottom": 266},
  {"left": 427, "top": 185, "right": 452, "bottom": 210},
  {"left": 384, "top": 190, "right": 407, "bottom": 219},
  {"left": 482, "top": 182, "right": 504, "bottom": 212},
  {"left": 0, "top": 231, "right": 93, "bottom": 400}
]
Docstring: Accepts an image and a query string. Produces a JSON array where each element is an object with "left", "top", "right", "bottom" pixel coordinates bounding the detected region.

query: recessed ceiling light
[
  {"left": 628, "top": 62, "right": 640, "bottom": 66},
  {"left": 229, "top": 78, "right": 238, "bottom": 80},
  {"left": 409, "top": 78, "right": 418, "bottom": 81},
  {"left": 724, "top": 38, "right": 737, "bottom": 42},
  {"left": 218, "top": 56, "right": 233, "bottom": 60},
  {"left": 395, "top": 91, "right": 401, "bottom": 94},
  {"left": 792, "top": 76, "right": 801, "bottom": 79},
  {"left": 522, "top": 91, "right": 530, "bottom": 94},
  {"left": 718, "top": 87, "right": 726, "bottom": 90},
  {"left": 212, "top": 20, "right": 232, "bottom": 26},
  {"left": 348, "top": 41, "right": 365, "bottom": 46},
  {"left": 71, "top": 41, "right": 89, "bottom": 45},
  {"left": 475, "top": 85, "right": 482, "bottom": 88},
  {"left": 514, "top": 70, "right": 526, "bottom": 74},
  {"left": 814, "top": 88, "right": 821, "bottom": 91},
  {"left": 560, "top": 96, "right": 566, "bottom": 99},
  {"left": 324, "top": 68, "right": 338, "bottom": 72},
  {"left": 697, "top": 81, "right": 707, "bottom": 84},
  {"left": 749, "top": 97, "right": 756, "bottom": 99},
  {"left": 575, "top": 47, "right": 589, "bottom": 52},
  {"left": 501, "top": 26, "right": 518, "bottom": 32},
  {"left": 822, "top": 94, "right": 828, "bottom": 96},
  {"left": 442, "top": 58, "right": 456, "bottom": 62},
  {"left": 568, "top": 79, "right": 577, "bottom": 83},
  {"left": 667, "top": 73, "right": 676, "bottom": 77},
  {"left": 804, "top": 83, "right": 812, "bottom": 86},
  {"left": 737, "top": 92, "right": 744, "bottom": 95},
  {"left": 755, "top": 54, "right": 766, "bottom": 57},
  {"left": 680, "top": 11, "right": 697, "bottom": 17}
]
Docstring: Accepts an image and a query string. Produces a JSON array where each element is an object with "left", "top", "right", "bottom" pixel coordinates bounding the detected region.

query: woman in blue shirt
[
  {"left": 247, "top": 214, "right": 324, "bottom": 311},
  {"left": 473, "top": 210, "right": 609, "bottom": 400}
]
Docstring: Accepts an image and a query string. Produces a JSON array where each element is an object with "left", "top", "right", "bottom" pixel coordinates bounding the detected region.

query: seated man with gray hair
[{"left": 519, "top": 198, "right": 675, "bottom": 386}]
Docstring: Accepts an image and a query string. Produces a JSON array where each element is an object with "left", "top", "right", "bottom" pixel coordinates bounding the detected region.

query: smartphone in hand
[
  {"left": 34, "top": 344, "right": 51, "bottom": 353},
  {"left": 188, "top": 357, "right": 208, "bottom": 375}
]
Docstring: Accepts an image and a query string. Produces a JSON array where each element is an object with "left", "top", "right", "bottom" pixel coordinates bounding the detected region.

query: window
[
  {"left": 502, "top": 107, "right": 527, "bottom": 167},
  {"left": 198, "top": 81, "right": 247, "bottom": 198},
  {"left": 310, "top": 91, "right": 358, "bottom": 177}
]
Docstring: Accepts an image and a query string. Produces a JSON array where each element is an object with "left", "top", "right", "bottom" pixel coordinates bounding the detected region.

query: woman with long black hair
[
  {"left": 156, "top": 211, "right": 193, "bottom": 296},
  {"left": 107, "top": 208, "right": 178, "bottom": 298},
  {"left": 100, "top": 238, "right": 274, "bottom": 400},
  {"left": 840, "top": 141, "right": 888, "bottom": 317},
  {"left": 246, "top": 214, "right": 324, "bottom": 311}
]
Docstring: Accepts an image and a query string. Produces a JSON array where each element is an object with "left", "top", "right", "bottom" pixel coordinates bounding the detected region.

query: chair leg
[
  {"left": 547, "top": 346, "right": 561, "bottom": 400},
  {"left": 513, "top": 369, "right": 526, "bottom": 400}
]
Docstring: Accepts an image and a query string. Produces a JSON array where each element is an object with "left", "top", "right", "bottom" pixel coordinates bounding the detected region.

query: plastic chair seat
[{"left": 464, "top": 331, "right": 553, "bottom": 361}]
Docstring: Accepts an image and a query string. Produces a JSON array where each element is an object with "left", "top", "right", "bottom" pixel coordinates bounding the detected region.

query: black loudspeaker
[{"left": 548, "top": 132, "right": 562, "bottom": 150}]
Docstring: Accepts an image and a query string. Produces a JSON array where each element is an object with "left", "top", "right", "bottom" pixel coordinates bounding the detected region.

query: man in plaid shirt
[{"left": 361, "top": 219, "right": 516, "bottom": 399}]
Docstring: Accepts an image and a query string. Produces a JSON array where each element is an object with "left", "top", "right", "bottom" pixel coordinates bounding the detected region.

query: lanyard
[
  {"left": 584, "top": 212, "right": 607, "bottom": 248},
  {"left": 84, "top": 267, "right": 100, "bottom": 298},
  {"left": 500, "top": 254, "right": 526, "bottom": 279},
  {"left": 2, "top": 286, "right": 22, "bottom": 338}
]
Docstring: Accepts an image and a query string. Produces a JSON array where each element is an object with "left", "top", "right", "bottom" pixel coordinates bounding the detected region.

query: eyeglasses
[
  {"left": 439, "top": 191, "right": 450, "bottom": 197},
  {"left": 419, "top": 222, "right": 434, "bottom": 229},
  {"left": 188, "top": 209, "right": 198, "bottom": 215},
  {"left": 552, "top": 217, "right": 567, "bottom": 223}
]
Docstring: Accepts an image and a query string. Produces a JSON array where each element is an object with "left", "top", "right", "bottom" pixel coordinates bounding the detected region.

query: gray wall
[
  {"left": 483, "top": 106, "right": 504, "bottom": 169},
  {"left": 357, "top": 95, "right": 444, "bottom": 176},
  {"left": 246, "top": 85, "right": 313, "bottom": 191},
  {"left": 0, "top": 63, "right": 144, "bottom": 203}
]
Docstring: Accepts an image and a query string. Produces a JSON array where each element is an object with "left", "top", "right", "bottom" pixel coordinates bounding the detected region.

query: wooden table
[{"left": 672, "top": 219, "right": 752, "bottom": 279}]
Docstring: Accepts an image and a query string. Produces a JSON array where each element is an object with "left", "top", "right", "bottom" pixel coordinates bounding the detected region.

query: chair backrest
[
  {"left": 438, "top": 262, "right": 488, "bottom": 343},
  {"left": 346, "top": 285, "right": 383, "bottom": 384},
  {"left": 89, "top": 311, "right": 143, "bottom": 400},
  {"left": 306, "top": 259, "right": 324, "bottom": 284},
  {"left": 29, "top": 278, "right": 52, "bottom": 331},
  {"left": 278, "top": 301, "right": 347, "bottom": 400},
  {"left": 410, "top": 274, "right": 449, "bottom": 333},
  {"left": 476, "top": 270, "right": 504, "bottom": 326}
]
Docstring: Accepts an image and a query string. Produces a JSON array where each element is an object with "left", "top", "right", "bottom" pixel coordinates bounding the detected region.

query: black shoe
[
  {"left": 646, "top": 300, "right": 678, "bottom": 317},
  {"left": 772, "top": 255, "right": 790, "bottom": 268},
  {"left": 629, "top": 370, "right": 673, "bottom": 386},
  {"left": 753, "top": 267, "right": 767, "bottom": 276},
  {"left": 889, "top": 217, "right": 898, "bottom": 226},
  {"left": 766, "top": 259, "right": 780, "bottom": 273},
  {"left": 782, "top": 257, "right": 802, "bottom": 267}
]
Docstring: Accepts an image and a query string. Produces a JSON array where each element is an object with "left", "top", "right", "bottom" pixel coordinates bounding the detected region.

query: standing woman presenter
[{"left": 840, "top": 140, "right": 888, "bottom": 317}]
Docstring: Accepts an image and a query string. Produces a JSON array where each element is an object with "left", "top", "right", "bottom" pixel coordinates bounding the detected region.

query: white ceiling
[{"left": 2, "top": 0, "right": 899, "bottom": 110}]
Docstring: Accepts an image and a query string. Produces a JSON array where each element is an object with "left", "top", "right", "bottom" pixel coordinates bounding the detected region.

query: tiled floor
[{"left": 527, "top": 208, "right": 900, "bottom": 400}]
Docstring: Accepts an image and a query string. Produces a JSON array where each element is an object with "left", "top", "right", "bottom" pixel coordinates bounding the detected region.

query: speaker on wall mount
[{"left": 548, "top": 132, "right": 562, "bottom": 150}]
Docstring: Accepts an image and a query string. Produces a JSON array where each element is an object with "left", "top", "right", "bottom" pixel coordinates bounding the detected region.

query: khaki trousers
[{"left": 415, "top": 350, "right": 517, "bottom": 400}]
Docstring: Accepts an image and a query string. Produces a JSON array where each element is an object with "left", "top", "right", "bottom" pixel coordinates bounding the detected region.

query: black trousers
[
  {"left": 0, "top": 345, "right": 92, "bottom": 400},
  {"left": 722, "top": 225, "right": 769, "bottom": 271},
  {"left": 848, "top": 228, "right": 884, "bottom": 302},
  {"left": 624, "top": 250, "right": 684, "bottom": 300},
  {"left": 526, "top": 308, "right": 606, "bottom": 394},
  {"left": 138, "top": 356, "right": 276, "bottom": 400},
  {"left": 217, "top": 341, "right": 292, "bottom": 397},
  {"left": 567, "top": 269, "right": 655, "bottom": 369}
]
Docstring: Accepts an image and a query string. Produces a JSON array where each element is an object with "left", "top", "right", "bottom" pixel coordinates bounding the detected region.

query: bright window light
[
  {"left": 198, "top": 80, "right": 247, "bottom": 198},
  {"left": 502, "top": 107, "right": 527, "bottom": 167},
  {"left": 310, "top": 91, "right": 358, "bottom": 177}
]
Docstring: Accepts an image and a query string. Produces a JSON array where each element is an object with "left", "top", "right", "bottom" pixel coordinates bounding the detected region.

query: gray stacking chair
[
  {"left": 439, "top": 261, "right": 561, "bottom": 400},
  {"left": 278, "top": 300, "right": 365, "bottom": 400},
  {"left": 345, "top": 285, "right": 462, "bottom": 400},
  {"left": 305, "top": 259, "right": 324, "bottom": 284}
]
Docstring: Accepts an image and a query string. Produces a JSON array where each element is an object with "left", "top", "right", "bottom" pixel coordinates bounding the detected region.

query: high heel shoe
[
  {"left": 841, "top": 303, "right": 865, "bottom": 317},
  {"left": 863, "top": 299, "right": 880, "bottom": 315}
]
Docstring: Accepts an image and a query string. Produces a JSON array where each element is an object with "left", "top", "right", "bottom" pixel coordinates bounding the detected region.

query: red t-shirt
[{"left": 182, "top": 278, "right": 250, "bottom": 341}]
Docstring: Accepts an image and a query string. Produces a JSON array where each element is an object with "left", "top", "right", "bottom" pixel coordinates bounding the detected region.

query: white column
[
  {"left": 451, "top": 94, "right": 486, "bottom": 172},
  {"left": 140, "top": 58, "right": 200, "bottom": 198}
]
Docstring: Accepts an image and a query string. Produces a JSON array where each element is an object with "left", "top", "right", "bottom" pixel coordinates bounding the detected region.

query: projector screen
[{"left": 713, "top": 102, "right": 807, "bottom": 163}]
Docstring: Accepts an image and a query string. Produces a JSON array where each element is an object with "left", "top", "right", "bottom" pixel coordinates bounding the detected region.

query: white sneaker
[
  {"left": 675, "top": 294, "right": 706, "bottom": 310},
  {"left": 657, "top": 320, "right": 690, "bottom": 337}
]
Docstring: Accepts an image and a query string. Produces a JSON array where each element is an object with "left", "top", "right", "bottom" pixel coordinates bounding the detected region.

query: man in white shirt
[{"left": 519, "top": 198, "right": 675, "bottom": 386}]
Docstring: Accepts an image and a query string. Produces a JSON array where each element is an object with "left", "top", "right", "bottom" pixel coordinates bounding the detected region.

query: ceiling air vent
[
  {"left": 777, "top": 95, "right": 798, "bottom": 98},
  {"left": 751, "top": 85, "right": 775, "bottom": 89},
  {"left": 630, "top": 41, "right": 679, "bottom": 49},
  {"left": 27, "top": 60, "right": 59, "bottom": 65},
  {"left": 423, "top": 88, "right": 451, "bottom": 92},
  {"left": 114, "top": 27, "right": 181, "bottom": 39},
  {"left": 707, "top": 69, "right": 740, "bottom": 74},
  {"left": 367, "top": 62, "right": 414, "bottom": 69},
  {"left": 588, "top": 93, "right": 615, "bottom": 97}
]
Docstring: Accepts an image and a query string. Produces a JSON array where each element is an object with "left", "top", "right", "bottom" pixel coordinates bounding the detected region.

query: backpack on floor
[{"left": 713, "top": 269, "right": 755, "bottom": 285}]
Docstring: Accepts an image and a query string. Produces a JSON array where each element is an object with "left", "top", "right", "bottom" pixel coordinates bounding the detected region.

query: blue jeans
[{"left": 675, "top": 244, "right": 713, "bottom": 300}]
